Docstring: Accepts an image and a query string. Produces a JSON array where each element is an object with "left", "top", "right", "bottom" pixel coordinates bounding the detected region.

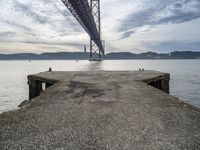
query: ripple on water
[{"left": 0, "top": 60, "right": 200, "bottom": 113}]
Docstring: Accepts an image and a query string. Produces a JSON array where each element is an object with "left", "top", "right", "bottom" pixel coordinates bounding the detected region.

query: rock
[{"left": 18, "top": 100, "right": 30, "bottom": 108}]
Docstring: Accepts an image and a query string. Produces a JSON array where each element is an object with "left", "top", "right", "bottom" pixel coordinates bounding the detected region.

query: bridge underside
[{"left": 61, "top": 0, "right": 104, "bottom": 60}]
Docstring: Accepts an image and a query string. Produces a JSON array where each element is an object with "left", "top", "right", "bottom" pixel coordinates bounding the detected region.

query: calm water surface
[{"left": 0, "top": 60, "right": 200, "bottom": 113}]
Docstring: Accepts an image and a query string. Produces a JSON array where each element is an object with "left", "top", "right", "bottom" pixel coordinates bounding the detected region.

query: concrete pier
[
  {"left": 0, "top": 71, "right": 200, "bottom": 149},
  {"left": 27, "top": 71, "right": 170, "bottom": 100}
]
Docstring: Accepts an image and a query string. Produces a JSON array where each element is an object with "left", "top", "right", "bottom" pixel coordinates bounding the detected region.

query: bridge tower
[
  {"left": 61, "top": 0, "right": 105, "bottom": 60},
  {"left": 90, "top": 0, "right": 103, "bottom": 60}
]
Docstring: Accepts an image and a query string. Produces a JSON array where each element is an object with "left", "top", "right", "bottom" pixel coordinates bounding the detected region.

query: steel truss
[{"left": 61, "top": 0, "right": 104, "bottom": 60}]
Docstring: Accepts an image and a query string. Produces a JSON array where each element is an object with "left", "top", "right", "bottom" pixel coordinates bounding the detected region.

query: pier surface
[{"left": 0, "top": 71, "right": 200, "bottom": 149}]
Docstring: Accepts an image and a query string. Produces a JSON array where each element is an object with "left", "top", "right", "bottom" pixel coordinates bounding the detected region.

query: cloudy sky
[{"left": 0, "top": 0, "right": 200, "bottom": 54}]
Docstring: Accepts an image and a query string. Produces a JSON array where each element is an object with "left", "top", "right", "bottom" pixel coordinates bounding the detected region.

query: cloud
[
  {"left": 13, "top": 0, "right": 49, "bottom": 24},
  {"left": 120, "top": 31, "right": 135, "bottom": 39},
  {"left": 0, "top": 41, "right": 82, "bottom": 54},
  {"left": 148, "top": 41, "right": 200, "bottom": 52},
  {"left": 0, "top": 0, "right": 87, "bottom": 50},
  {"left": 118, "top": 0, "right": 200, "bottom": 38},
  {"left": 0, "top": 31, "right": 16, "bottom": 37},
  {"left": 0, "top": 0, "right": 200, "bottom": 53},
  {"left": 20, "top": 40, "right": 85, "bottom": 47},
  {"left": 3, "top": 20, "right": 32, "bottom": 31}
]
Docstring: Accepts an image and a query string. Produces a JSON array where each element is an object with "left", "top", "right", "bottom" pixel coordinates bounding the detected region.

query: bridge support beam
[
  {"left": 90, "top": 0, "right": 103, "bottom": 61},
  {"left": 61, "top": 0, "right": 105, "bottom": 60}
]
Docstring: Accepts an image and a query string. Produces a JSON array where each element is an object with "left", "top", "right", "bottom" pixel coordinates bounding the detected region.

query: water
[{"left": 0, "top": 60, "right": 200, "bottom": 113}]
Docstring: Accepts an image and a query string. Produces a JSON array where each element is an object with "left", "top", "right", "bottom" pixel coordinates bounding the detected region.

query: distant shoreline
[
  {"left": 0, "top": 58, "right": 200, "bottom": 61},
  {"left": 0, "top": 51, "right": 200, "bottom": 60}
]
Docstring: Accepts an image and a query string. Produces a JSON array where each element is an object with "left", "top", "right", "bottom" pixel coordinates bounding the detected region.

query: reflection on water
[
  {"left": 86, "top": 61, "right": 103, "bottom": 71},
  {"left": 0, "top": 60, "right": 200, "bottom": 113}
]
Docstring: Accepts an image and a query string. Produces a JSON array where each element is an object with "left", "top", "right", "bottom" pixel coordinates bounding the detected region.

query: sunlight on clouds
[
  {"left": 0, "top": 42, "right": 80, "bottom": 54},
  {"left": 0, "top": 0, "right": 200, "bottom": 53}
]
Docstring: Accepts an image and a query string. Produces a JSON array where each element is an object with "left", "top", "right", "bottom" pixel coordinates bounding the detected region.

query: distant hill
[
  {"left": 0, "top": 52, "right": 90, "bottom": 60},
  {"left": 169, "top": 51, "right": 200, "bottom": 59},
  {"left": 0, "top": 51, "right": 200, "bottom": 60}
]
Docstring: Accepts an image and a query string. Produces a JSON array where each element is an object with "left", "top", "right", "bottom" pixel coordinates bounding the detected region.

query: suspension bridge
[{"left": 61, "top": 0, "right": 105, "bottom": 60}]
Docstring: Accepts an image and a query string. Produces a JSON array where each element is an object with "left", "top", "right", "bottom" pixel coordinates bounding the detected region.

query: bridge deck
[{"left": 0, "top": 71, "right": 200, "bottom": 149}]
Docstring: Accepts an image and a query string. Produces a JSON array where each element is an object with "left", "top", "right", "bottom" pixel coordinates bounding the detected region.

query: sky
[{"left": 0, "top": 0, "right": 200, "bottom": 54}]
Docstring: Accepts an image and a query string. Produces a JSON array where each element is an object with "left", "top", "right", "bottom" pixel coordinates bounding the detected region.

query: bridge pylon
[
  {"left": 61, "top": 0, "right": 105, "bottom": 60},
  {"left": 90, "top": 0, "right": 104, "bottom": 61}
]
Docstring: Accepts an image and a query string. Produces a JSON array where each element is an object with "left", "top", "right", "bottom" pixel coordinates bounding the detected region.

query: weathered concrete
[
  {"left": 0, "top": 71, "right": 200, "bottom": 150},
  {"left": 27, "top": 71, "right": 170, "bottom": 100}
]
